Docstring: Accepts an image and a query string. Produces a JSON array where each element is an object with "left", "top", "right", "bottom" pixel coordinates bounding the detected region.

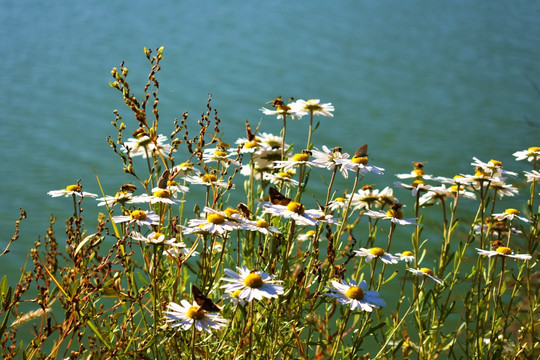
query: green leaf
[{"left": 74, "top": 233, "right": 97, "bottom": 255}]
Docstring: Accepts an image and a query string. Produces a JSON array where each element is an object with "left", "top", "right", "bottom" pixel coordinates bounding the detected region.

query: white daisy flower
[
  {"left": 395, "top": 172, "right": 443, "bottom": 181},
  {"left": 172, "top": 162, "right": 200, "bottom": 177},
  {"left": 395, "top": 162, "right": 446, "bottom": 182},
  {"left": 263, "top": 171, "right": 299, "bottom": 187},
  {"left": 257, "top": 132, "right": 287, "bottom": 151},
  {"left": 288, "top": 99, "right": 334, "bottom": 117},
  {"left": 153, "top": 183, "right": 189, "bottom": 197},
  {"left": 202, "top": 206, "right": 246, "bottom": 222},
  {"left": 334, "top": 157, "right": 384, "bottom": 176},
  {"left": 260, "top": 102, "right": 305, "bottom": 120},
  {"left": 407, "top": 268, "right": 443, "bottom": 285},
  {"left": 488, "top": 180, "right": 519, "bottom": 198},
  {"left": 222, "top": 289, "right": 246, "bottom": 306},
  {"left": 202, "top": 148, "right": 240, "bottom": 166},
  {"left": 310, "top": 145, "right": 350, "bottom": 178},
  {"left": 261, "top": 202, "right": 321, "bottom": 226},
  {"left": 394, "top": 179, "right": 432, "bottom": 197},
  {"left": 239, "top": 164, "right": 269, "bottom": 180},
  {"left": 185, "top": 210, "right": 240, "bottom": 236},
  {"left": 326, "top": 279, "right": 385, "bottom": 312},
  {"left": 241, "top": 219, "right": 281, "bottom": 235},
  {"left": 513, "top": 147, "right": 540, "bottom": 162},
  {"left": 439, "top": 175, "right": 476, "bottom": 191},
  {"left": 459, "top": 167, "right": 504, "bottom": 184},
  {"left": 129, "top": 188, "right": 184, "bottom": 205},
  {"left": 273, "top": 152, "right": 318, "bottom": 172},
  {"left": 183, "top": 173, "right": 230, "bottom": 189},
  {"left": 378, "top": 186, "right": 398, "bottom": 208},
  {"left": 220, "top": 265, "right": 284, "bottom": 302},
  {"left": 96, "top": 191, "right": 133, "bottom": 207},
  {"left": 112, "top": 210, "right": 160, "bottom": 227},
  {"left": 48, "top": 184, "right": 97, "bottom": 198},
  {"left": 164, "top": 300, "right": 227, "bottom": 333},
  {"left": 354, "top": 247, "right": 399, "bottom": 264},
  {"left": 130, "top": 231, "right": 185, "bottom": 247},
  {"left": 524, "top": 170, "right": 540, "bottom": 183},
  {"left": 419, "top": 184, "right": 476, "bottom": 206},
  {"left": 476, "top": 247, "right": 532, "bottom": 261},
  {"left": 396, "top": 251, "right": 415, "bottom": 263},
  {"left": 471, "top": 157, "right": 517, "bottom": 177},
  {"left": 364, "top": 205, "right": 420, "bottom": 226},
  {"left": 347, "top": 186, "right": 383, "bottom": 211},
  {"left": 327, "top": 197, "right": 347, "bottom": 212},
  {"left": 492, "top": 209, "right": 529, "bottom": 223},
  {"left": 123, "top": 134, "right": 171, "bottom": 159}
]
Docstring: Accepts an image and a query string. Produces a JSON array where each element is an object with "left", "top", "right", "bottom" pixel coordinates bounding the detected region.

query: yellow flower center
[
  {"left": 412, "top": 169, "right": 425, "bottom": 176},
  {"left": 411, "top": 180, "right": 425, "bottom": 188},
  {"left": 402, "top": 251, "right": 414, "bottom": 257},
  {"left": 305, "top": 230, "right": 316, "bottom": 237},
  {"left": 214, "top": 150, "right": 228, "bottom": 157},
  {"left": 453, "top": 175, "right": 464, "bottom": 180},
  {"left": 352, "top": 156, "right": 368, "bottom": 165},
  {"left": 420, "top": 268, "right": 434, "bottom": 276},
  {"left": 334, "top": 197, "right": 345, "bottom": 202},
  {"left": 151, "top": 232, "right": 165, "bottom": 242},
  {"left": 292, "top": 153, "right": 310, "bottom": 162},
  {"left": 489, "top": 159, "right": 502, "bottom": 167},
  {"left": 231, "top": 289, "right": 242, "bottom": 298},
  {"left": 207, "top": 213, "right": 225, "bottom": 224},
  {"left": 202, "top": 174, "right": 217, "bottom": 183},
  {"left": 244, "top": 273, "right": 263, "bottom": 288},
  {"left": 168, "top": 180, "right": 178, "bottom": 187},
  {"left": 179, "top": 162, "right": 193, "bottom": 168},
  {"left": 504, "top": 208, "right": 520, "bottom": 216},
  {"left": 278, "top": 172, "right": 292, "bottom": 178},
  {"left": 345, "top": 286, "right": 364, "bottom": 300},
  {"left": 386, "top": 208, "right": 403, "bottom": 219},
  {"left": 66, "top": 184, "right": 82, "bottom": 192},
  {"left": 224, "top": 208, "right": 239, "bottom": 216},
  {"left": 287, "top": 201, "right": 305, "bottom": 215},
  {"left": 153, "top": 189, "right": 170, "bottom": 198},
  {"left": 256, "top": 220, "right": 269, "bottom": 228},
  {"left": 244, "top": 141, "right": 258, "bottom": 149},
  {"left": 186, "top": 306, "right": 206, "bottom": 320},
  {"left": 130, "top": 210, "right": 147, "bottom": 221},
  {"left": 474, "top": 169, "right": 489, "bottom": 177},
  {"left": 496, "top": 246, "right": 512, "bottom": 255},
  {"left": 369, "top": 247, "right": 386, "bottom": 257},
  {"left": 528, "top": 146, "right": 540, "bottom": 152}
]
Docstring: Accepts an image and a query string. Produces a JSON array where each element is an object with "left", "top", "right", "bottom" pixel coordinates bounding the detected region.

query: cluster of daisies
[{"left": 47, "top": 97, "right": 538, "bottom": 334}]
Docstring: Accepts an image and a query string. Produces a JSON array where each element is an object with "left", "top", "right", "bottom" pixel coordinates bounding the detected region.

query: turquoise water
[{"left": 1, "top": 0, "right": 539, "bottom": 338}]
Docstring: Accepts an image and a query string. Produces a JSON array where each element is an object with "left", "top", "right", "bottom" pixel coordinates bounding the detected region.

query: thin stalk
[
  {"left": 307, "top": 110, "right": 314, "bottom": 150},
  {"left": 375, "top": 280, "right": 423, "bottom": 359},
  {"left": 330, "top": 308, "right": 351, "bottom": 359},
  {"left": 488, "top": 256, "right": 506, "bottom": 358}
]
